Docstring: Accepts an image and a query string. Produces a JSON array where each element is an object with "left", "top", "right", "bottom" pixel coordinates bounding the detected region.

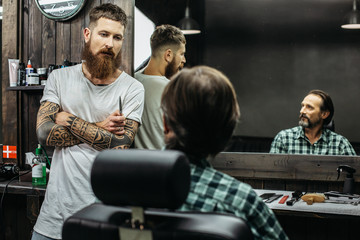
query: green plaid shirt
[
  {"left": 178, "top": 161, "right": 288, "bottom": 240},
  {"left": 270, "top": 126, "right": 356, "bottom": 155}
]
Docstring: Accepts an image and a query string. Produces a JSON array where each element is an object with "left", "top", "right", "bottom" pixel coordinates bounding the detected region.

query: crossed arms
[{"left": 36, "top": 101, "right": 139, "bottom": 150}]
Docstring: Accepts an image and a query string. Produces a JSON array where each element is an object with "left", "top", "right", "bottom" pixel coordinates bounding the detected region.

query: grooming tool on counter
[
  {"left": 259, "top": 193, "right": 275, "bottom": 201},
  {"left": 301, "top": 193, "right": 325, "bottom": 205},
  {"left": 264, "top": 194, "right": 282, "bottom": 203},
  {"left": 324, "top": 191, "right": 360, "bottom": 205},
  {"left": 278, "top": 195, "right": 289, "bottom": 204},
  {"left": 325, "top": 198, "right": 360, "bottom": 205},
  {"left": 286, "top": 190, "right": 305, "bottom": 206},
  {"left": 324, "top": 191, "right": 360, "bottom": 198}
]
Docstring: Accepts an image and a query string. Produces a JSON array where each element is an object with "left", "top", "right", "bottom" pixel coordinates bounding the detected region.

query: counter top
[
  {"left": 255, "top": 189, "right": 360, "bottom": 218},
  {"left": 0, "top": 179, "right": 46, "bottom": 196}
]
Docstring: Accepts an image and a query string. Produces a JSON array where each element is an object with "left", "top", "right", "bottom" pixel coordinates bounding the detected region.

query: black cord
[{"left": 0, "top": 170, "right": 31, "bottom": 237}]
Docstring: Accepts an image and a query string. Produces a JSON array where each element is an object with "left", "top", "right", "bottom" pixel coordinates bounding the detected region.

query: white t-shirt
[
  {"left": 134, "top": 69, "right": 169, "bottom": 149},
  {"left": 33, "top": 64, "right": 144, "bottom": 239}
]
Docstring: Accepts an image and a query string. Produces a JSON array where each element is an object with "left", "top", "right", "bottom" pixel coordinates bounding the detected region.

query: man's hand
[{"left": 95, "top": 111, "right": 126, "bottom": 135}]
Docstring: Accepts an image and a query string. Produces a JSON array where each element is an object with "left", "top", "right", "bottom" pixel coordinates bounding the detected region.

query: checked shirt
[
  {"left": 270, "top": 126, "right": 356, "bottom": 155},
  {"left": 178, "top": 161, "right": 288, "bottom": 240}
]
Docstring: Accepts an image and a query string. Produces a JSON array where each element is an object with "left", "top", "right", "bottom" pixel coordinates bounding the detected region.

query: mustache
[
  {"left": 299, "top": 113, "right": 309, "bottom": 120},
  {"left": 98, "top": 49, "right": 115, "bottom": 57}
]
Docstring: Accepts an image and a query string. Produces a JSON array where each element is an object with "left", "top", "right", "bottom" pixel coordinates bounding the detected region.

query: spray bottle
[
  {"left": 25, "top": 59, "right": 34, "bottom": 86},
  {"left": 32, "top": 144, "right": 47, "bottom": 186}
]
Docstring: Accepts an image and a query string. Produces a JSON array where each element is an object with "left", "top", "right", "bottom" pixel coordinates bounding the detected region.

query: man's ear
[
  {"left": 321, "top": 111, "right": 330, "bottom": 120},
  {"left": 164, "top": 48, "right": 173, "bottom": 63},
  {"left": 83, "top": 27, "right": 91, "bottom": 43}
]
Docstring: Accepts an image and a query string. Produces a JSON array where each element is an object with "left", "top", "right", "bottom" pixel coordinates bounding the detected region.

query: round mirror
[{"left": 35, "top": 0, "right": 87, "bottom": 21}]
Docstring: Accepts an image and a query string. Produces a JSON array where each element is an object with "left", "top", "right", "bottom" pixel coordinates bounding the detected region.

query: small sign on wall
[{"left": 3, "top": 145, "right": 17, "bottom": 159}]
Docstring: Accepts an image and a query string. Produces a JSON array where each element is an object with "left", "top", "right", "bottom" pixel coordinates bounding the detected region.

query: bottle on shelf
[
  {"left": 37, "top": 67, "right": 48, "bottom": 86},
  {"left": 25, "top": 59, "right": 34, "bottom": 86},
  {"left": 32, "top": 144, "right": 47, "bottom": 186},
  {"left": 17, "top": 62, "right": 26, "bottom": 86}
]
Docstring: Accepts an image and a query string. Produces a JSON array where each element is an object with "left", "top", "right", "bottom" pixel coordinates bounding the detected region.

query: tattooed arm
[
  {"left": 55, "top": 111, "right": 139, "bottom": 150},
  {"left": 36, "top": 101, "right": 81, "bottom": 147}
]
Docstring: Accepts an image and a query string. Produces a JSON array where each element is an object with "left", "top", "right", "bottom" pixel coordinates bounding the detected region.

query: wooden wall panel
[
  {"left": 28, "top": 0, "right": 42, "bottom": 68},
  {"left": 70, "top": 11, "right": 85, "bottom": 62},
  {"left": 212, "top": 153, "right": 360, "bottom": 192},
  {"left": 2, "top": 0, "right": 18, "bottom": 156},
  {"left": 22, "top": 0, "right": 29, "bottom": 62},
  {"left": 42, "top": 17, "right": 56, "bottom": 67},
  {"left": 55, "top": 22, "right": 71, "bottom": 65}
]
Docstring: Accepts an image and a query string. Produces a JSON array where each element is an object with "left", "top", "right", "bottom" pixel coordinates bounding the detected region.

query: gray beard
[
  {"left": 299, "top": 118, "right": 321, "bottom": 129},
  {"left": 299, "top": 119, "right": 309, "bottom": 128}
]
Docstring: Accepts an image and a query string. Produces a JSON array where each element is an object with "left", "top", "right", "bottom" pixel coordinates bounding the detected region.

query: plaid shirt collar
[{"left": 295, "top": 126, "right": 330, "bottom": 144}]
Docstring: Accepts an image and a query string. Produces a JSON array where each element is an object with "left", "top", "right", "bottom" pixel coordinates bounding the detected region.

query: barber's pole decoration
[{"left": 3, "top": 145, "right": 17, "bottom": 159}]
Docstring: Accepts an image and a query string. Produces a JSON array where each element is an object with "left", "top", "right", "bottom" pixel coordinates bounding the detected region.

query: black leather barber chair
[{"left": 62, "top": 150, "right": 253, "bottom": 240}]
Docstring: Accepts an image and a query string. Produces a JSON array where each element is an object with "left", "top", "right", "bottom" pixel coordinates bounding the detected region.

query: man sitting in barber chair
[{"left": 161, "top": 66, "right": 288, "bottom": 239}]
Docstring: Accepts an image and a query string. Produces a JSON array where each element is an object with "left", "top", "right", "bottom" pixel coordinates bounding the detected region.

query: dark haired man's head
[
  {"left": 299, "top": 89, "right": 333, "bottom": 129},
  {"left": 150, "top": 25, "right": 186, "bottom": 78},
  {"left": 83, "top": 3, "right": 127, "bottom": 79},
  {"left": 161, "top": 66, "right": 240, "bottom": 161}
]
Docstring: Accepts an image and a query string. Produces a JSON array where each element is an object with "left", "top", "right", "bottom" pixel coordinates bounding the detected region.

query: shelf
[{"left": 7, "top": 86, "right": 45, "bottom": 91}]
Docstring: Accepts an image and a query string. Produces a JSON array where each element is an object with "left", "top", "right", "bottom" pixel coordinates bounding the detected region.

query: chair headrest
[{"left": 91, "top": 149, "right": 190, "bottom": 209}]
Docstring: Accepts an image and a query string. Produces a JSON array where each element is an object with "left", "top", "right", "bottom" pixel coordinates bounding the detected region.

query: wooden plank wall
[
  {"left": 211, "top": 153, "right": 360, "bottom": 193},
  {"left": 2, "top": 0, "right": 18, "bottom": 164},
  {"left": 2, "top": 0, "right": 134, "bottom": 166}
]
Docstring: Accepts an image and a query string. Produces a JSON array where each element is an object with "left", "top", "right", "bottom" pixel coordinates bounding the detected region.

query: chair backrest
[
  {"left": 324, "top": 119, "right": 335, "bottom": 132},
  {"left": 62, "top": 149, "right": 253, "bottom": 240}
]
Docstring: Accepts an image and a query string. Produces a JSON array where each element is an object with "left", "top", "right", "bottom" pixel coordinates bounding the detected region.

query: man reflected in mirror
[
  {"left": 270, "top": 89, "right": 356, "bottom": 155},
  {"left": 135, "top": 24, "right": 186, "bottom": 149}
]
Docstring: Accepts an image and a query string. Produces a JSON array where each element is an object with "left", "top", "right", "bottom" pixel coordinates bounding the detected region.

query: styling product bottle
[
  {"left": 25, "top": 60, "right": 34, "bottom": 86},
  {"left": 37, "top": 68, "right": 48, "bottom": 85},
  {"left": 27, "top": 73, "right": 40, "bottom": 86},
  {"left": 17, "top": 62, "right": 26, "bottom": 86},
  {"left": 32, "top": 144, "right": 47, "bottom": 186}
]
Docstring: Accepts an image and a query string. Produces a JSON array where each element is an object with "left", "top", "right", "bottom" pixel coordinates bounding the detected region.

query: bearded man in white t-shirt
[{"left": 32, "top": 3, "right": 144, "bottom": 240}]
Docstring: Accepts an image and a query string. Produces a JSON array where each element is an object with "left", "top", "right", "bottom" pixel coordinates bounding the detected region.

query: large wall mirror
[{"left": 136, "top": 0, "right": 360, "bottom": 153}]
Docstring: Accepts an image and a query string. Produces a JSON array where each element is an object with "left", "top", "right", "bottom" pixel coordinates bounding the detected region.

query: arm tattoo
[
  {"left": 66, "top": 116, "right": 139, "bottom": 151},
  {"left": 36, "top": 101, "right": 81, "bottom": 147}
]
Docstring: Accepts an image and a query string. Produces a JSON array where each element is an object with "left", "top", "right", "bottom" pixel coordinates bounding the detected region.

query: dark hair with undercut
[
  {"left": 150, "top": 24, "right": 186, "bottom": 57},
  {"left": 308, "top": 89, "right": 334, "bottom": 125},
  {"left": 161, "top": 66, "right": 240, "bottom": 162},
  {"left": 89, "top": 3, "right": 127, "bottom": 29}
]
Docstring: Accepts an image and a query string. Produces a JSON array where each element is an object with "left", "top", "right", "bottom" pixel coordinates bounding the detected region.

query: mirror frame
[{"left": 35, "top": 0, "right": 87, "bottom": 21}]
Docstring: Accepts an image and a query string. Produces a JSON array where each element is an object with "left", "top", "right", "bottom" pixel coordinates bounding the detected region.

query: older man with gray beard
[{"left": 270, "top": 89, "right": 355, "bottom": 155}]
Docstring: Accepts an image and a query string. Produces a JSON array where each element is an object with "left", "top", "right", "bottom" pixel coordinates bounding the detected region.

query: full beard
[
  {"left": 82, "top": 42, "right": 122, "bottom": 79},
  {"left": 165, "top": 59, "right": 182, "bottom": 79},
  {"left": 299, "top": 114, "right": 321, "bottom": 129}
]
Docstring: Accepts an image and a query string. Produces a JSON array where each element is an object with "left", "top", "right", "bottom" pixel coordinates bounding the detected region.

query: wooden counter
[
  {"left": 211, "top": 153, "right": 360, "bottom": 240},
  {"left": 0, "top": 179, "right": 46, "bottom": 240}
]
